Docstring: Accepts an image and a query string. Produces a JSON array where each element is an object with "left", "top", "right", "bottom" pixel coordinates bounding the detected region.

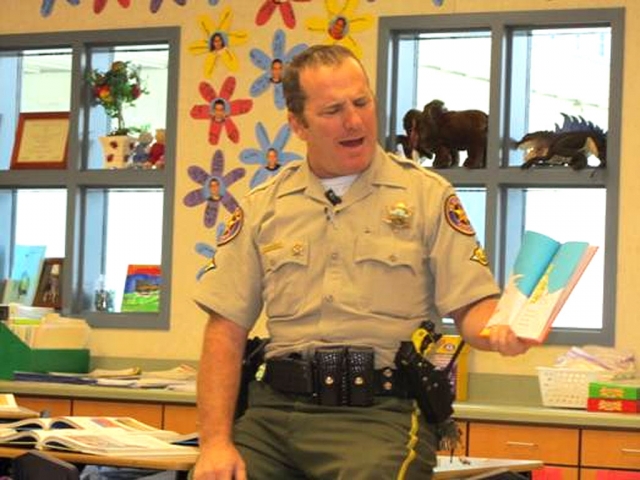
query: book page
[
  {"left": 511, "top": 242, "right": 597, "bottom": 342},
  {"left": 484, "top": 231, "right": 560, "bottom": 330},
  {"left": 38, "top": 429, "right": 198, "bottom": 457}
]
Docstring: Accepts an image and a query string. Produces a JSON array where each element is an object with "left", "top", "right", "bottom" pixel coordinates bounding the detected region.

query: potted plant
[{"left": 87, "top": 60, "right": 147, "bottom": 168}]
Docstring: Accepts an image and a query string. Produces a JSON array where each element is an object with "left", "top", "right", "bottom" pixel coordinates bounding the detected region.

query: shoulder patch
[
  {"left": 217, "top": 207, "right": 244, "bottom": 246},
  {"left": 444, "top": 194, "right": 475, "bottom": 236}
]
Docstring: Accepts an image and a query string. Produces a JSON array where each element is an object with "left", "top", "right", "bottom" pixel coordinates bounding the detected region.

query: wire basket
[{"left": 536, "top": 367, "right": 633, "bottom": 409}]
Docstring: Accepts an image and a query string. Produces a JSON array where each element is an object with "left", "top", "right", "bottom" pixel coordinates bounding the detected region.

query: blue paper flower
[
  {"left": 40, "top": 0, "right": 79, "bottom": 17},
  {"left": 249, "top": 29, "right": 308, "bottom": 110},
  {"left": 240, "top": 122, "right": 303, "bottom": 188}
]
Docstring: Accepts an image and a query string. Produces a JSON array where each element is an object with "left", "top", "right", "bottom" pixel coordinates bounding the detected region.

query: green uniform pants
[{"left": 233, "top": 381, "right": 438, "bottom": 480}]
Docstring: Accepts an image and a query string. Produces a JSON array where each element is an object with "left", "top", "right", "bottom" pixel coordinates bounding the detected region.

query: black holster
[{"left": 394, "top": 341, "right": 454, "bottom": 423}]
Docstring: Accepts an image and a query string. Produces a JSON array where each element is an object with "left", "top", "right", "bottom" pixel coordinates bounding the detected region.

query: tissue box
[{"left": 0, "top": 322, "right": 89, "bottom": 380}]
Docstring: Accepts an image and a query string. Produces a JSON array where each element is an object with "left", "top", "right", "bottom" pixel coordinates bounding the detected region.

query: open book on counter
[
  {"left": 0, "top": 428, "right": 198, "bottom": 457},
  {"left": 483, "top": 230, "right": 598, "bottom": 343},
  {"left": 0, "top": 416, "right": 178, "bottom": 441}
]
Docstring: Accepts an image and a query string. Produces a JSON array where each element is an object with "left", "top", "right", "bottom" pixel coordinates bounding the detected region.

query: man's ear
[{"left": 288, "top": 111, "right": 308, "bottom": 141}]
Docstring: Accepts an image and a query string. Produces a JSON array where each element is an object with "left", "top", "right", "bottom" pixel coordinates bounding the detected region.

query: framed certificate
[{"left": 10, "top": 111, "right": 70, "bottom": 169}]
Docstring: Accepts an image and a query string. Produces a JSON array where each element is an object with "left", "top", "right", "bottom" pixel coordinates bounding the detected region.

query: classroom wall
[{"left": 1, "top": 0, "right": 637, "bottom": 376}]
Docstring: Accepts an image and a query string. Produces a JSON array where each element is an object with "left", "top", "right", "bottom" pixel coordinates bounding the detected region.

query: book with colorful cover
[
  {"left": 121, "top": 264, "right": 161, "bottom": 312},
  {"left": 587, "top": 397, "right": 640, "bottom": 414},
  {"left": 482, "top": 231, "right": 598, "bottom": 343},
  {"left": 588, "top": 378, "right": 640, "bottom": 400},
  {"left": 2, "top": 245, "right": 47, "bottom": 306}
]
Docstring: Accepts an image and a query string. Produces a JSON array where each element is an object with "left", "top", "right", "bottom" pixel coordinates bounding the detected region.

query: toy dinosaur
[
  {"left": 407, "top": 100, "right": 488, "bottom": 168},
  {"left": 515, "top": 114, "right": 607, "bottom": 170}
]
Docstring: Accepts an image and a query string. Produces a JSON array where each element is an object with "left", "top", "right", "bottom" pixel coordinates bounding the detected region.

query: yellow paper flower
[
  {"left": 188, "top": 7, "right": 249, "bottom": 76},
  {"left": 305, "top": 0, "right": 374, "bottom": 58}
]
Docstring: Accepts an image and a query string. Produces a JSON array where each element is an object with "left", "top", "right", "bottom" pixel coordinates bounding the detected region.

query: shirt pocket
[
  {"left": 262, "top": 240, "right": 309, "bottom": 318},
  {"left": 354, "top": 236, "right": 426, "bottom": 318}
]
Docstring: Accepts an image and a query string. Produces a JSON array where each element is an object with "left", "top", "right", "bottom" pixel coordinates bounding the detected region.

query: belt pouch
[
  {"left": 315, "top": 347, "right": 347, "bottom": 406},
  {"left": 347, "top": 346, "right": 375, "bottom": 407},
  {"left": 267, "top": 357, "right": 314, "bottom": 394}
]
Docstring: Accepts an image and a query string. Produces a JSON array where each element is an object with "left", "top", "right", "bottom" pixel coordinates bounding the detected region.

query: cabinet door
[
  {"left": 582, "top": 429, "right": 640, "bottom": 470},
  {"left": 468, "top": 422, "right": 579, "bottom": 466},
  {"left": 15, "top": 395, "right": 72, "bottom": 417},
  {"left": 72, "top": 400, "right": 163, "bottom": 428},
  {"left": 163, "top": 404, "right": 198, "bottom": 434}
]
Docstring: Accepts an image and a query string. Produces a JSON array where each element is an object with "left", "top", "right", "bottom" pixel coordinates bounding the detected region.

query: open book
[
  {"left": 483, "top": 230, "right": 598, "bottom": 343},
  {"left": 0, "top": 428, "right": 197, "bottom": 457},
  {"left": 0, "top": 416, "right": 178, "bottom": 441}
]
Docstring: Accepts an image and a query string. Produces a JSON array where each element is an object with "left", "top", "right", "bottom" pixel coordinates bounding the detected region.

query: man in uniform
[{"left": 193, "top": 44, "right": 529, "bottom": 480}]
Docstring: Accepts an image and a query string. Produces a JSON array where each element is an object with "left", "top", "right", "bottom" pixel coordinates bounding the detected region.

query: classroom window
[
  {"left": 0, "top": 28, "right": 179, "bottom": 329},
  {"left": 378, "top": 9, "right": 622, "bottom": 345}
]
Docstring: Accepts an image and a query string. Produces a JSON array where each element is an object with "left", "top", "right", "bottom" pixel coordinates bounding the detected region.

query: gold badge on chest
[{"left": 384, "top": 201, "right": 413, "bottom": 230}]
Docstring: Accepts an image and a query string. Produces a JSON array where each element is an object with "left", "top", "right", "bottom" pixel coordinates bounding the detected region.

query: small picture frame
[
  {"left": 33, "top": 258, "right": 64, "bottom": 309},
  {"left": 10, "top": 112, "right": 70, "bottom": 170}
]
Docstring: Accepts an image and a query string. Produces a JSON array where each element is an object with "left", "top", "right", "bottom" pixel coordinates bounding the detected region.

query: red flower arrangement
[{"left": 87, "top": 60, "right": 147, "bottom": 135}]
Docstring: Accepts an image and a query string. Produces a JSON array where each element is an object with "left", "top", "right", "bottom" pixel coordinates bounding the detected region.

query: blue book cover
[{"left": 2, "top": 245, "right": 46, "bottom": 306}]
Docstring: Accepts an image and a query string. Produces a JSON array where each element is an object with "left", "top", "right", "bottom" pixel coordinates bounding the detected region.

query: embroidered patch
[
  {"left": 217, "top": 207, "right": 244, "bottom": 246},
  {"left": 444, "top": 194, "right": 475, "bottom": 236},
  {"left": 470, "top": 243, "right": 489, "bottom": 266},
  {"left": 384, "top": 201, "right": 413, "bottom": 230}
]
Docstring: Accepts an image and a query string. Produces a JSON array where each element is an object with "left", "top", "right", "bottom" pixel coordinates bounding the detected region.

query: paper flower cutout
[
  {"left": 40, "top": 0, "right": 79, "bottom": 17},
  {"left": 255, "top": 0, "right": 310, "bottom": 29},
  {"left": 190, "top": 77, "right": 253, "bottom": 145},
  {"left": 183, "top": 150, "right": 245, "bottom": 228},
  {"left": 93, "top": 0, "right": 130, "bottom": 14},
  {"left": 240, "top": 122, "right": 303, "bottom": 188},
  {"left": 305, "top": 0, "right": 374, "bottom": 58},
  {"left": 188, "top": 7, "right": 249, "bottom": 76},
  {"left": 150, "top": 0, "right": 187, "bottom": 13},
  {"left": 249, "top": 30, "right": 308, "bottom": 110}
]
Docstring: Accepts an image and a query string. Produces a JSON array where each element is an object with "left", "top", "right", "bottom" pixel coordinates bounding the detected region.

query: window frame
[
  {"left": 376, "top": 9, "right": 623, "bottom": 345},
  {"left": 0, "top": 27, "right": 180, "bottom": 330}
]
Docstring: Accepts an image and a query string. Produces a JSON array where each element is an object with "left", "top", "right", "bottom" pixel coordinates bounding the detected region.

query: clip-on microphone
[{"left": 325, "top": 189, "right": 342, "bottom": 206}]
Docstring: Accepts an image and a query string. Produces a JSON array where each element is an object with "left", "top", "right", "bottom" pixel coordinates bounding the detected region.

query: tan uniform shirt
[{"left": 194, "top": 146, "right": 499, "bottom": 368}]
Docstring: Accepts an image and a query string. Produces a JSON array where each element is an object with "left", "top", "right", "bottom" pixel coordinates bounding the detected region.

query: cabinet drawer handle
[
  {"left": 621, "top": 448, "right": 640, "bottom": 455},
  {"left": 506, "top": 441, "right": 538, "bottom": 448}
]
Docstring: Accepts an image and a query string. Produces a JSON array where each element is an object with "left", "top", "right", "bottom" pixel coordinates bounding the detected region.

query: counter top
[
  {"left": 453, "top": 402, "right": 640, "bottom": 430},
  {"left": 1, "top": 380, "right": 638, "bottom": 430}
]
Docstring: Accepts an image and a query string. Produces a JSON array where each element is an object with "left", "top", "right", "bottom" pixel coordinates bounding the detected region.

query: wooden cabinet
[
  {"left": 163, "top": 404, "right": 198, "bottom": 434},
  {"left": 15, "top": 395, "right": 71, "bottom": 417},
  {"left": 72, "top": 399, "right": 163, "bottom": 428},
  {"left": 468, "top": 422, "right": 580, "bottom": 466},
  {"left": 582, "top": 429, "right": 640, "bottom": 470}
]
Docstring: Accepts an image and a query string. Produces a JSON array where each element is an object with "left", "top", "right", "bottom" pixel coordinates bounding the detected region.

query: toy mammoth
[{"left": 402, "top": 100, "right": 488, "bottom": 168}]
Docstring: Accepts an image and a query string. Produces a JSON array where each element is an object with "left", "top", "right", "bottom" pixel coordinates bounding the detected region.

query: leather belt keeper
[{"left": 263, "top": 347, "right": 408, "bottom": 406}]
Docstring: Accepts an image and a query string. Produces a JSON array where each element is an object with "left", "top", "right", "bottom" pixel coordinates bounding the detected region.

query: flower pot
[{"left": 99, "top": 135, "right": 136, "bottom": 169}]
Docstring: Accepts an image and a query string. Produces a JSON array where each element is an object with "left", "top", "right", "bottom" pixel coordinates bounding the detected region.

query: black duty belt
[{"left": 262, "top": 346, "right": 409, "bottom": 407}]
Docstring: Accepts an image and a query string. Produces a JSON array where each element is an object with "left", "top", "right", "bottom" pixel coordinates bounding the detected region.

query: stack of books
[{"left": 587, "top": 378, "right": 640, "bottom": 413}]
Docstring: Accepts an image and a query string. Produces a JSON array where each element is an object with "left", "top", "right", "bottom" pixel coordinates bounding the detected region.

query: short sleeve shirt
[{"left": 193, "top": 146, "right": 499, "bottom": 368}]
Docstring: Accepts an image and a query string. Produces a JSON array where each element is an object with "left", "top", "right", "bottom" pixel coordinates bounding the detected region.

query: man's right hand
[{"left": 194, "top": 443, "right": 247, "bottom": 480}]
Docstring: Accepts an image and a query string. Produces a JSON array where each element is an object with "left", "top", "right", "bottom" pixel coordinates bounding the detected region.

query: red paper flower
[
  {"left": 93, "top": 0, "right": 130, "bottom": 14},
  {"left": 255, "top": 0, "right": 309, "bottom": 29},
  {"left": 190, "top": 77, "right": 253, "bottom": 145}
]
